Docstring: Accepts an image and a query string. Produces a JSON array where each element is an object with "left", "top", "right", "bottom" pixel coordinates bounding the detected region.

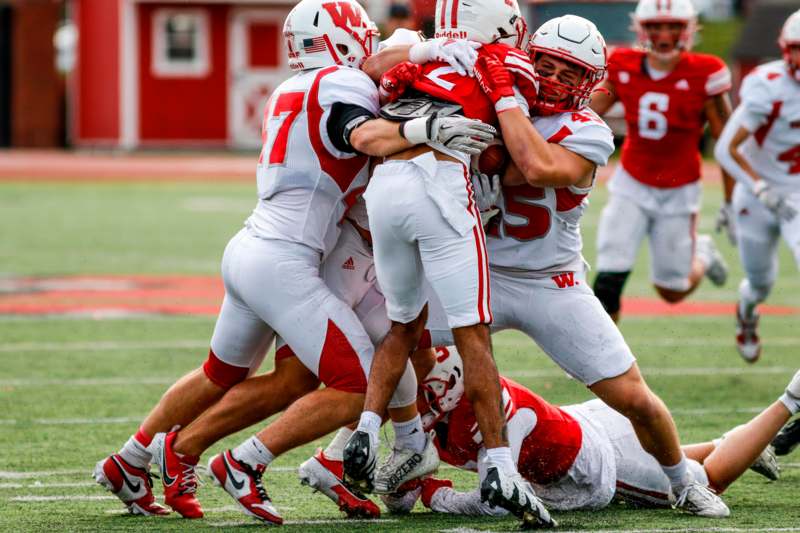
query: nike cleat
[
  {"left": 772, "top": 418, "right": 800, "bottom": 456},
  {"left": 150, "top": 431, "right": 203, "bottom": 518},
  {"left": 298, "top": 448, "right": 380, "bottom": 518},
  {"left": 480, "top": 465, "right": 556, "bottom": 529},
  {"left": 697, "top": 234, "right": 728, "bottom": 287},
  {"left": 209, "top": 450, "right": 282, "bottom": 524},
  {"left": 342, "top": 430, "right": 377, "bottom": 494},
  {"left": 736, "top": 306, "right": 761, "bottom": 363},
  {"left": 674, "top": 482, "right": 730, "bottom": 518},
  {"left": 374, "top": 432, "right": 439, "bottom": 494},
  {"left": 750, "top": 445, "right": 780, "bottom": 481},
  {"left": 93, "top": 454, "right": 169, "bottom": 516}
]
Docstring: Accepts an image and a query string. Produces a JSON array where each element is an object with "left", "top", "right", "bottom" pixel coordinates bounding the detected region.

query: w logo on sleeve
[{"left": 551, "top": 272, "right": 577, "bottom": 288}]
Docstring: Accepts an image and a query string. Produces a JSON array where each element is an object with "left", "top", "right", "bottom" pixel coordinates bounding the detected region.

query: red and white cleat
[
  {"left": 299, "top": 449, "right": 381, "bottom": 518},
  {"left": 736, "top": 306, "right": 761, "bottom": 363},
  {"left": 93, "top": 454, "right": 170, "bottom": 516},
  {"left": 150, "top": 431, "right": 204, "bottom": 518},
  {"left": 209, "top": 450, "right": 283, "bottom": 525}
]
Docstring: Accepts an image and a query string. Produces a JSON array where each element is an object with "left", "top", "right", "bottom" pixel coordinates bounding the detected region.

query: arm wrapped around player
[
  {"left": 409, "top": 37, "right": 481, "bottom": 76},
  {"left": 399, "top": 113, "right": 497, "bottom": 155}
]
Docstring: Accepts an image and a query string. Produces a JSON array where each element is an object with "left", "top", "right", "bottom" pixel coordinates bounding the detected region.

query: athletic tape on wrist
[
  {"left": 401, "top": 115, "right": 433, "bottom": 144},
  {"left": 408, "top": 41, "right": 431, "bottom": 65},
  {"left": 495, "top": 96, "right": 520, "bottom": 114}
]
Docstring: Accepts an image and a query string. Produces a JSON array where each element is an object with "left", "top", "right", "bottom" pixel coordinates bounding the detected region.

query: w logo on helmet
[{"left": 322, "top": 1, "right": 364, "bottom": 30}]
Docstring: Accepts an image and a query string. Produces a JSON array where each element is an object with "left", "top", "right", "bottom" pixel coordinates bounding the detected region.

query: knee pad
[
  {"left": 203, "top": 349, "right": 249, "bottom": 389},
  {"left": 593, "top": 271, "right": 631, "bottom": 315}
]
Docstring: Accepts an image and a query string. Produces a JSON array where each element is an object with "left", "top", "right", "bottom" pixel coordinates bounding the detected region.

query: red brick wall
[{"left": 10, "top": 0, "right": 64, "bottom": 147}]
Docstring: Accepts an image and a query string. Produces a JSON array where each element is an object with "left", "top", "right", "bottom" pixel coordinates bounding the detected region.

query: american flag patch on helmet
[{"left": 303, "top": 37, "right": 327, "bottom": 53}]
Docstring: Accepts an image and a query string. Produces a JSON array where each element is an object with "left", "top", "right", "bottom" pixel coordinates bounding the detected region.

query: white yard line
[
  {"left": 0, "top": 340, "right": 208, "bottom": 353},
  {"left": 208, "top": 518, "right": 400, "bottom": 527},
  {"left": 0, "top": 481, "right": 95, "bottom": 489},
  {"left": 0, "top": 469, "right": 85, "bottom": 479},
  {"left": 0, "top": 377, "right": 175, "bottom": 387},
  {"left": 9, "top": 495, "right": 117, "bottom": 502},
  {"left": 442, "top": 529, "right": 800, "bottom": 533}
]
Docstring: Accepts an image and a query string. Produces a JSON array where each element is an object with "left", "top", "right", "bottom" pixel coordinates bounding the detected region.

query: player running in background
[
  {"left": 714, "top": 9, "right": 800, "bottom": 363},
  {"left": 93, "top": 0, "right": 491, "bottom": 521},
  {"left": 341, "top": 0, "right": 556, "bottom": 527},
  {"left": 379, "top": 347, "right": 798, "bottom": 518},
  {"left": 589, "top": 0, "right": 732, "bottom": 322}
]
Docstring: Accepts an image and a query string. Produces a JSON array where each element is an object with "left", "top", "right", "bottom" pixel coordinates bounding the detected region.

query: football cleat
[
  {"left": 208, "top": 450, "right": 283, "bottom": 524},
  {"left": 374, "top": 432, "right": 440, "bottom": 494},
  {"left": 772, "top": 418, "right": 800, "bottom": 456},
  {"left": 749, "top": 445, "right": 780, "bottom": 481},
  {"left": 697, "top": 234, "right": 728, "bottom": 287},
  {"left": 480, "top": 466, "right": 556, "bottom": 529},
  {"left": 342, "top": 430, "right": 377, "bottom": 494},
  {"left": 93, "top": 454, "right": 170, "bottom": 516},
  {"left": 298, "top": 448, "right": 381, "bottom": 518},
  {"left": 736, "top": 306, "right": 761, "bottom": 363},
  {"left": 150, "top": 431, "right": 203, "bottom": 518},
  {"left": 674, "top": 482, "right": 730, "bottom": 518}
]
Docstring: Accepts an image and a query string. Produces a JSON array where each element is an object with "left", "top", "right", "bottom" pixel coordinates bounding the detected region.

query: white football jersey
[
  {"left": 488, "top": 109, "right": 614, "bottom": 274},
  {"left": 246, "top": 66, "right": 379, "bottom": 258},
  {"left": 736, "top": 60, "right": 800, "bottom": 192}
]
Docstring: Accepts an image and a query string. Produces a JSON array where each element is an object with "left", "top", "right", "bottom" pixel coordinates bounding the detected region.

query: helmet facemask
[
  {"left": 634, "top": 18, "right": 696, "bottom": 61},
  {"left": 529, "top": 50, "right": 604, "bottom": 113}
]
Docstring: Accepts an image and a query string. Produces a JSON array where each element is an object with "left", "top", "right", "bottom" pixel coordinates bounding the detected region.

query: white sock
[
  {"left": 232, "top": 436, "right": 275, "bottom": 469},
  {"left": 739, "top": 279, "right": 769, "bottom": 317},
  {"left": 356, "top": 411, "right": 382, "bottom": 448},
  {"left": 485, "top": 446, "right": 515, "bottom": 474},
  {"left": 392, "top": 415, "right": 426, "bottom": 453},
  {"left": 780, "top": 392, "right": 800, "bottom": 415},
  {"left": 324, "top": 428, "right": 354, "bottom": 461},
  {"left": 118, "top": 436, "right": 151, "bottom": 469},
  {"left": 662, "top": 456, "right": 693, "bottom": 493}
]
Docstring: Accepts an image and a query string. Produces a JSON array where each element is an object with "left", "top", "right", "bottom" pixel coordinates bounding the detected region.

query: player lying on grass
[
  {"left": 713, "top": 8, "right": 800, "bottom": 363},
  {"left": 373, "top": 346, "right": 797, "bottom": 518},
  {"left": 92, "top": 0, "right": 494, "bottom": 521}
]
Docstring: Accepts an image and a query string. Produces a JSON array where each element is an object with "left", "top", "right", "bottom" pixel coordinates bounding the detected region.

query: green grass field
[{"left": 1, "top": 176, "right": 799, "bottom": 531}]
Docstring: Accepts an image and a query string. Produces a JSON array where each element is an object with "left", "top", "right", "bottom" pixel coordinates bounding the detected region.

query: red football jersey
[
  {"left": 409, "top": 44, "right": 537, "bottom": 125},
  {"left": 433, "top": 376, "right": 582, "bottom": 485},
  {"left": 607, "top": 48, "right": 731, "bottom": 188}
]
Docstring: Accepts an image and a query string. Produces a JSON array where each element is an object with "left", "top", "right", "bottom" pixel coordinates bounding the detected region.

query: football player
[
  {"left": 381, "top": 347, "right": 799, "bottom": 518},
  {"left": 92, "top": 0, "right": 491, "bottom": 522},
  {"left": 713, "top": 9, "right": 800, "bottom": 363},
  {"left": 341, "top": 0, "right": 554, "bottom": 528},
  {"left": 590, "top": 0, "right": 733, "bottom": 322}
]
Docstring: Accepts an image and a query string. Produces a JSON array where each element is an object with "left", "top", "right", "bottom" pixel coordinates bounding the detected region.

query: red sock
[{"left": 134, "top": 427, "right": 153, "bottom": 448}]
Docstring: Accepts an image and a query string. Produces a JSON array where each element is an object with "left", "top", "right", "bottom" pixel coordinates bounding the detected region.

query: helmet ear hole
[{"left": 337, "top": 43, "right": 349, "bottom": 55}]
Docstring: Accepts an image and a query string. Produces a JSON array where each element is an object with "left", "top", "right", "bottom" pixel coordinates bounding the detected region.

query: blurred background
[{"left": 0, "top": 0, "right": 796, "bottom": 153}]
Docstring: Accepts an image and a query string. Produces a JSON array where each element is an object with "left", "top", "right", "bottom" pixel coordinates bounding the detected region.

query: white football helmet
[
  {"left": 434, "top": 0, "right": 528, "bottom": 49},
  {"left": 780, "top": 9, "right": 800, "bottom": 81},
  {"left": 632, "top": 0, "right": 698, "bottom": 58},
  {"left": 527, "top": 15, "right": 607, "bottom": 112},
  {"left": 284, "top": 0, "right": 379, "bottom": 71},
  {"left": 419, "top": 346, "right": 465, "bottom": 431}
]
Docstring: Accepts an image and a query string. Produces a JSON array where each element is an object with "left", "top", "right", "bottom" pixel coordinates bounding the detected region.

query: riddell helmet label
[{"left": 436, "top": 29, "right": 468, "bottom": 40}]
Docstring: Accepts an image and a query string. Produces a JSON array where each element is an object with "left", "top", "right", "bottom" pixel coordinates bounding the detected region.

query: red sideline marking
[
  {"left": 1, "top": 276, "right": 797, "bottom": 317},
  {"left": 622, "top": 297, "right": 799, "bottom": 316}
]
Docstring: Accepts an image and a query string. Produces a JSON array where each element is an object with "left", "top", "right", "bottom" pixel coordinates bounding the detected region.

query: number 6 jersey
[
  {"left": 488, "top": 109, "right": 614, "bottom": 274},
  {"left": 607, "top": 48, "right": 731, "bottom": 188},
  {"left": 246, "top": 65, "right": 379, "bottom": 259}
]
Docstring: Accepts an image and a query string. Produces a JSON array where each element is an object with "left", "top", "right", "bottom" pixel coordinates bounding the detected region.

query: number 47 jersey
[
  {"left": 246, "top": 66, "right": 379, "bottom": 258},
  {"left": 488, "top": 109, "right": 615, "bottom": 274}
]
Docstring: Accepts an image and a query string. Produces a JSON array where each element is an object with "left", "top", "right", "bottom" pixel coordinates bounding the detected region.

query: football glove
[
  {"left": 409, "top": 38, "right": 481, "bottom": 77},
  {"left": 473, "top": 55, "right": 518, "bottom": 113},
  {"left": 471, "top": 172, "right": 502, "bottom": 225},
  {"left": 715, "top": 203, "right": 737, "bottom": 246},
  {"left": 379, "top": 62, "right": 421, "bottom": 103},
  {"left": 753, "top": 181, "right": 798, "bottom": 222},
  {"left": 401, "top": 114, "right": 496, "bottom": 156}
]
